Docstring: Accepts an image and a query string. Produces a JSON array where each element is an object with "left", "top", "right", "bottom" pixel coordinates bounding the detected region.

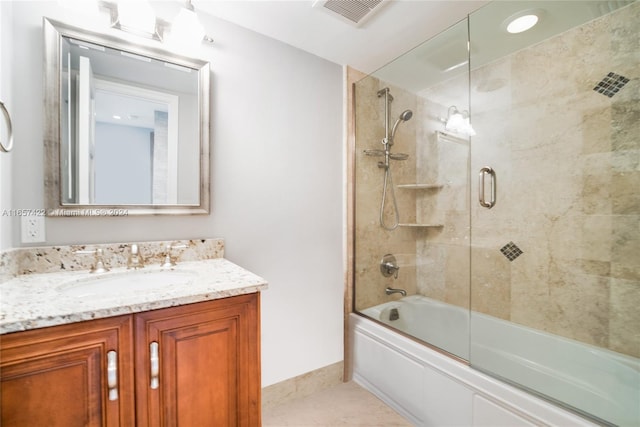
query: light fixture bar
[{"left": 97, "top": 0, "right": 214, "bottom": 45}]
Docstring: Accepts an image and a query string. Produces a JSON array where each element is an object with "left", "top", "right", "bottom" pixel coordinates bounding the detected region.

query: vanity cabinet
[
  {"left": 0, "top": 293, "right": 261, "bottom": 426},
  {"left": 135, "top": 293, "right": 261, "bottom": 426},
  {"left": 0, "top": 315, "right": 136, "bottom": 426}
]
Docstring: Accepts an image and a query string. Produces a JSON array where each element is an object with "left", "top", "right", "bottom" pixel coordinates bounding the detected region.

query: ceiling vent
[{"left": 313, "top": 0, "right": 386, "bottom": 27}]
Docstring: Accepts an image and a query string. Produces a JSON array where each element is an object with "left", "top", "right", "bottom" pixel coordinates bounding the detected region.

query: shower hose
[{"left": 380, "top": 158, "right": 400, "bottom": 230}]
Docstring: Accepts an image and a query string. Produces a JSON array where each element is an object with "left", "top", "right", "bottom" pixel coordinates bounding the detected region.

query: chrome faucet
[
  {"left": 75, "top": 248, "right": 110, "bottom": 273},
  {"left": 127, "top": 243, "right": 144, "bottom": 269},
  {"left": 385, "top": 287, "right": 407, "bottom": 297}
]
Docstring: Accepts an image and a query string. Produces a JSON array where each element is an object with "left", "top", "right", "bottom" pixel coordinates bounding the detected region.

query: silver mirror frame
[{"left": 43, "top": 17, "right": 210, "bottom": 216}]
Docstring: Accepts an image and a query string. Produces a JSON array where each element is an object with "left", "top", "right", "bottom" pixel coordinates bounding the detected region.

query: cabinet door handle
[
  {"left": 107, "top": 350, "right": 118, "bottom": 401},
  {"left": 150, "top": 341, "right": 159, "bottom": 390},
  {"left": 478, "top": 167, "right": 496, "bottom": 209}
]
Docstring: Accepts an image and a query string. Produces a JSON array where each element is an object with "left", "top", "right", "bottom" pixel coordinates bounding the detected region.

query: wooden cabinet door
[
  {"left": 135, "top": 293, "right": 260, "bottom": 427},
  {"left": 0, "top": 315, "right": 135, "bottom": 427}
]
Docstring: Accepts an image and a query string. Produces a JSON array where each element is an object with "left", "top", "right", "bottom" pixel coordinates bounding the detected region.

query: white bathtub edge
[
  {"left": 350, "top": 313, "right": 603, "bottom": 427},
  {"left": 352, "top": 373, "right": 423, "bottom": 426}
]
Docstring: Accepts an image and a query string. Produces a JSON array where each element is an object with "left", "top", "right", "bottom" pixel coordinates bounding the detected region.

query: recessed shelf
[
  {"left": 398, "top": 223, "right": 444, "bottom": 228},
  {"left": 397, "top": 184, "right": 444, "bottom": 190}
]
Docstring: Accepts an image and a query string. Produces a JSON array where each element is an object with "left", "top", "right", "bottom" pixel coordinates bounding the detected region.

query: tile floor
[{"left": 262, "top": 381, "right": 413, "bottom": 426}]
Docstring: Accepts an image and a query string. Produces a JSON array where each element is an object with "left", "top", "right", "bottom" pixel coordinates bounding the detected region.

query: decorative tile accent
[
  {"left": 500, "top": 242, "right": 523, "bottom": 262},
  {"left": 593, "top": 72, "right": 630, "bottom": 98}
]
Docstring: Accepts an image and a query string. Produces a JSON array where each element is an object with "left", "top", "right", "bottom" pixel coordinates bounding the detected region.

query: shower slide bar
[
  {"left": 371, "top": 87, "right": 413, "bottom": 230},
  {"left": 0, "top": 100, "right": 14, "bottom": 153},
  {"left": 479, "top": 167, "right": 496, "bottom": 208}
]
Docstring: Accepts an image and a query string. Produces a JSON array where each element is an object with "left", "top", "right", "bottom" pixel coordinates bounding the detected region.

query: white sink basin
[{"left": 58, "top": 269, "right": 197, "bottom": 298}]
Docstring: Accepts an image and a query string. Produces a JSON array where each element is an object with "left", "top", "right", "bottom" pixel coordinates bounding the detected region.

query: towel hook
[{"left": 0, "top": 100, "right": 14, "bottom": 153}]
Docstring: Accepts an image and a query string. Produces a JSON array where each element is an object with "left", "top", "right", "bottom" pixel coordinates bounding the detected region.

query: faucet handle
[
  {"left": 127, "top": 243, "right": 144, "bottom": 269},
  {"left": 75, "top": 248, "right": 110, "bottom": 273},
  {"left": 380, "top": 254, "right": 400, "bottom": 279},
  {"left": 161, "top": 244, "right": 187, "bottom": 268}
]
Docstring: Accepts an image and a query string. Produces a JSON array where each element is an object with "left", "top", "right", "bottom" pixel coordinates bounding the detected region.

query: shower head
[
  {"left": 399, "top": 110, "right": 413, "bottom": 121},
  {"left": 390, "top": 109, "right": 413, "bottom": 142}
]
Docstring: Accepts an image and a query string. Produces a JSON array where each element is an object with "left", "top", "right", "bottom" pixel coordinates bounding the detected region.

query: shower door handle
[{"left": 479, "top": 167, "right": 496, "bottom": 209}]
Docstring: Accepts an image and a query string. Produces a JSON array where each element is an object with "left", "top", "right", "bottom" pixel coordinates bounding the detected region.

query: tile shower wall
[{"left": 354, "top": 79, "right": 418, "bottom": 311}]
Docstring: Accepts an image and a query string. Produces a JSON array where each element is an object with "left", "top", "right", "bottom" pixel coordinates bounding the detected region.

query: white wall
[
  {"left": 0, "top": 1, "right": 13, "bottom": 250},
  {"left": 6, "top": 1, "right": 344, "bottom": 387}
]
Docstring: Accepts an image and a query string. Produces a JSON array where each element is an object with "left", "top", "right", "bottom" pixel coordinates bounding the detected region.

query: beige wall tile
[{"left": 609, "top": 277, "right": 640, "bottom": 357}]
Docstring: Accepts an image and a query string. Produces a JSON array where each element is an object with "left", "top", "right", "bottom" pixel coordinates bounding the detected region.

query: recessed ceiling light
[
  {"left": 506, "top": 14, "right": 539, "bottom": 34},
  {"left": 113, "top": 115, "right": 122, "bottom": 120}
]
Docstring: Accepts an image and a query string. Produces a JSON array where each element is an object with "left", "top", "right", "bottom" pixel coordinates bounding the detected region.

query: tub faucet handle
[{"left": 380, "top": 254, "right": 400, "bottom": 279}]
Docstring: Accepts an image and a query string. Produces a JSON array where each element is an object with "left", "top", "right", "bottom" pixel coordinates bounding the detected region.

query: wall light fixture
[
  {"left": 89, "top": 0, "right": 214, "bottom": 47},
  {"left": 443, "top": 106, "right": 476, "bottom": 137}
]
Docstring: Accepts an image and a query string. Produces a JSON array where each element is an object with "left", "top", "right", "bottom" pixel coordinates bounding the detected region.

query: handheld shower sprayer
[{"left": 389, "top": 110, "right": 413, "bottom": 143}]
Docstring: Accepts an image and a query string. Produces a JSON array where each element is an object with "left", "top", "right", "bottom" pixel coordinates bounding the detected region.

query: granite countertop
[{"left": 0, "top": 258, "right": 268, "bottom": 334}]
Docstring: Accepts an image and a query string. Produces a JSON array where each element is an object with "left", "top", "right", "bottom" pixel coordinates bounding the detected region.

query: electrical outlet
[{"left": 21, "top": 216, "right": 46, "bottom": 243}]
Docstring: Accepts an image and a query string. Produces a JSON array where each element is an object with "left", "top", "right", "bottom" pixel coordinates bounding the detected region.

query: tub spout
[{"left": 385, "top": 287, "right": 407, "bottom": 297}]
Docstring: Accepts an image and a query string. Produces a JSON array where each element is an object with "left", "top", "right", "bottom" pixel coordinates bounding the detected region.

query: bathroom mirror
[{"left": 43, "top": 18, "right": 210, "bottom": 215}]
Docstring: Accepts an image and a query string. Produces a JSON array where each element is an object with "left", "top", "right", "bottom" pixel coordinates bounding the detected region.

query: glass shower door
[
  {"left": 468, "top": 2, "right": 639, "bottom": 425},
  {"left": 353, "top": 19, "right": 472, "bottom": 361}
]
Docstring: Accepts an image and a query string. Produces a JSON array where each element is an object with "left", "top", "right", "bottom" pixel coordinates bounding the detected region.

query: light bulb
[
  {"left": 58, "top": 0, "right": 99, "bottom": 15},
  {"left": 166, "top": 7, "right": 205, "bottom": 52},
  {"left": 445, "top": 113, "right": 465, "bottom": 132},
  {"left": 463, "top": 118, "right": 476, "bottom": 136},
  {"left": 117, "top": 0, "right": 157, "bottom": 35},
  {"left": 445, "top": 107, "right": 476, "bottom": 137}
]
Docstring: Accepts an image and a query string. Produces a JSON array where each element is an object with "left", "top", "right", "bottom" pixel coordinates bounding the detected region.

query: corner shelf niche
[
  {"left": 397, "top": 183, "right": 445, "bottom": 228},
  {"left": 398, "top": 223, "right": 444, "bottom": 228},
  {"left": 397, "top": 184, "right": 444, "bottom": 190}
]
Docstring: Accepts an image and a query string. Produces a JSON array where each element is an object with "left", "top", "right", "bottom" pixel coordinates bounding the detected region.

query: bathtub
[
  {"left": 361, "top": 295, "right": 470, "bottom": 359},
  {"left": 355, "top": 295, "right": 639, "bottom": 427}
]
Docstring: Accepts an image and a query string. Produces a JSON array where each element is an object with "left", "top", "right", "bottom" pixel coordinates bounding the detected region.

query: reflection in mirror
[{"left": 44, "top": 18, "right": 210, "bottom": 215}]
